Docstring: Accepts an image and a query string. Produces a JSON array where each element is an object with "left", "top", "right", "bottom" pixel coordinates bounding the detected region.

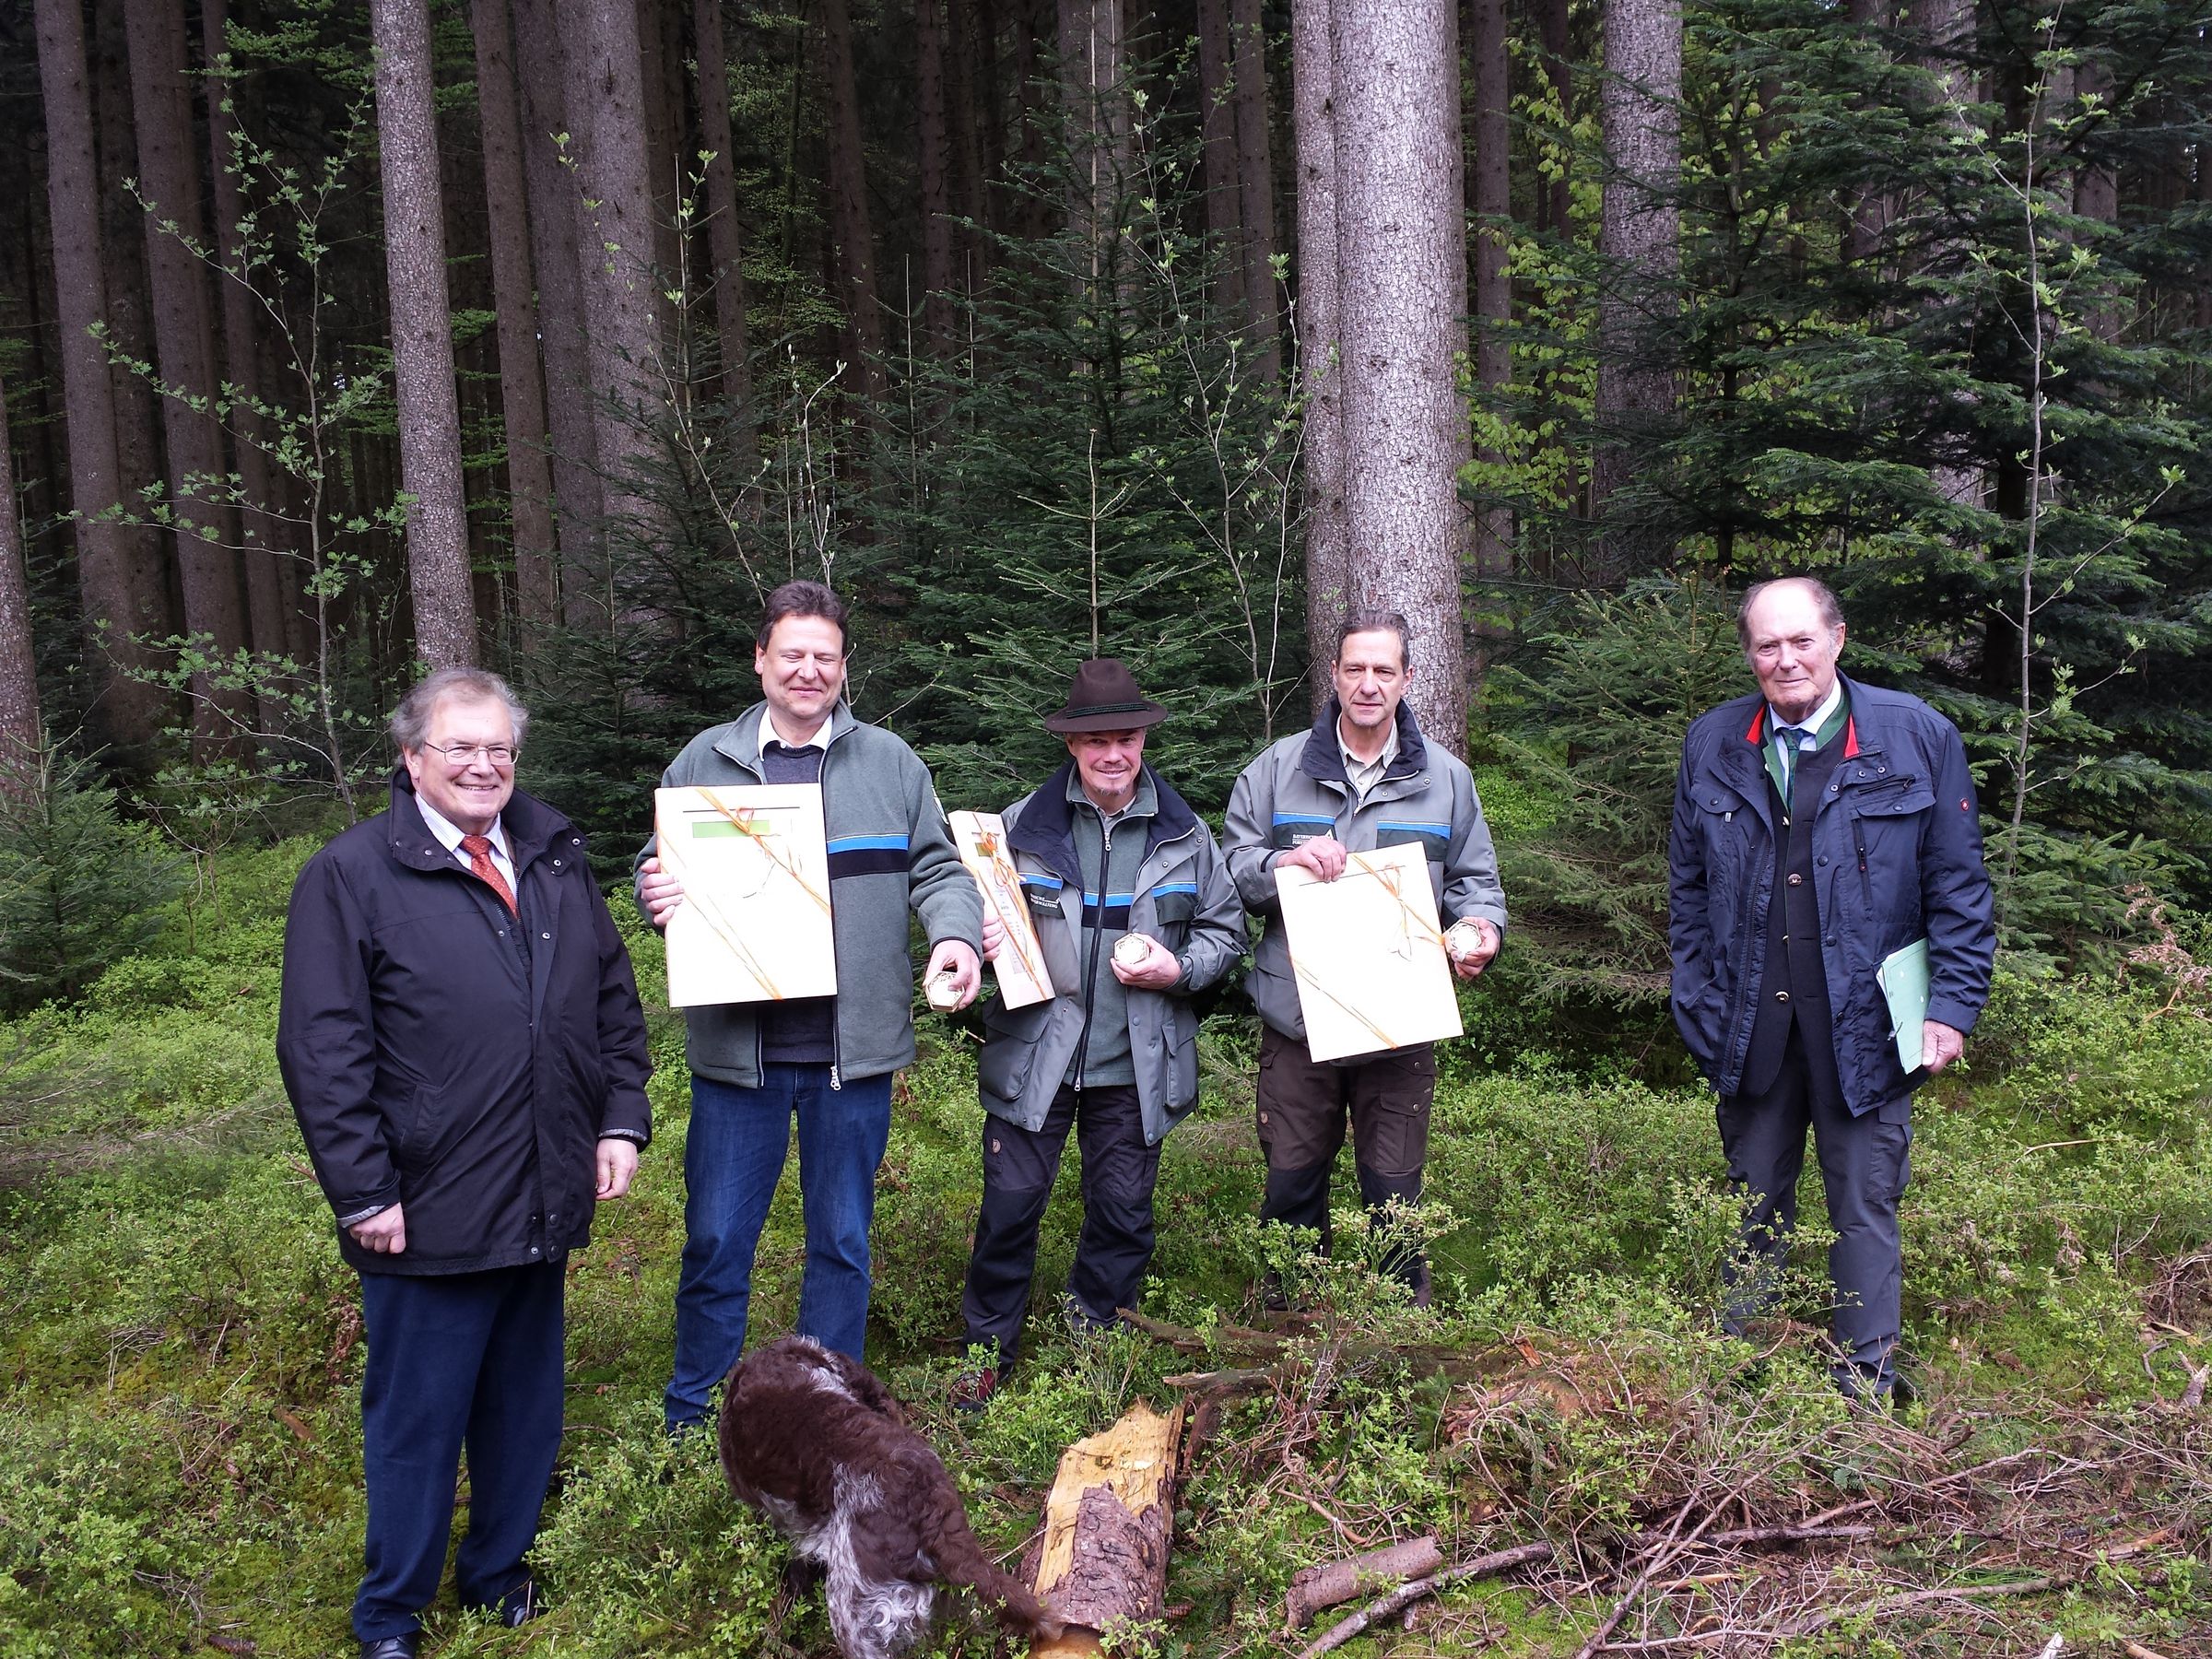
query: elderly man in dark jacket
[
  {"left": 278, "top": 667, "right": 653, "bottom": 1659},
  {"left": 1669, "top": 577, "right": 1994, "bottom": 1403}
]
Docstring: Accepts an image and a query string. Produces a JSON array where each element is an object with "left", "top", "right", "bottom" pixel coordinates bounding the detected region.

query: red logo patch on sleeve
[{"left": 1959, "top": 798, "right": 1971, "bottom": 811}]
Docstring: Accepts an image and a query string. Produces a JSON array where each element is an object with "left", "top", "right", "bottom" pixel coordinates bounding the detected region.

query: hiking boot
[{"left": 950, "top": 1361, "right": 999, "bottom": 1413}]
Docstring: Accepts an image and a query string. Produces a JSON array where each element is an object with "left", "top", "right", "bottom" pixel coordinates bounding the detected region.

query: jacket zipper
[{"left": 1073, "top": 811, "right": 1112, "bottom": 1089}]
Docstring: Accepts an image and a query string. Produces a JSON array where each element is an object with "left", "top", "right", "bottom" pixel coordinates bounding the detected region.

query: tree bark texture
[
  {"left": 1014, "top": 0, "right": 1053, "bottom": 240},
  {"left": 564, "top": 0, "right": 667, "bottom": 612},
  {"left": 1841, "top": 0, "right": 1892, "bottom": 267},
  {"left": 371, "top": 0, "right": 480, "bottom": 669},
  {"left": 1292, "top": 0, "right": 1347, "bottom": 707},
  {"left": 125, "top": 0, "right": 252, "bottom": 744},
  {"left": 510, "top": 0, "right": 608, "bottom": 629},
  {"left": 1197, "top": 0, "right": 1244, "bottom": 315},
  {"left": 1028, "top": 1401, "right": 1182, "bottom": 1651},
  {"left": 694, "top": 0, "right": 757, "bottom": 433},
  {"left": 1328, "top": 0, "right": 1470, "bottom": 755},
  {"left": 0, "top": 373, "right": 40, "bottom": 776},
  {"left": 945, "top": 0, "right": 989, "bottom": 273},
  {"left": 1060, "top": 0, "right": 1131, "bottom": 288},
  {"left": 1229, "top": 0, "right": 1281, "bottom": 382},
  {"left": 1284, "top": 1536, "right": 1443, "bottom": 1630},
  {"left": 819, "top": 0, "right": 888, "bottom": 395},
  {"left": 1535, "top": 0, "right": 1572, "bottom": 239},
  {"left": 1465, "top": 0, "right": 1512, "bottom": 615},
  {"left": 917, "top": 0, "right": 959, "bottom": 351},
  {"left": 33, "top": 0, "right": 171, "bottom": 748},
  {"left": 641, "top": 0, "right": 687, "bottom": 289},
  {"left": 1589, "top": 0, "right": 1682, "bottom": 579},
  {"left": 203, "top": 0, "right": 292, "bottom": 729},
  {"left": 91, "top": 0, "right": 172, "bottom": 657},
  {"left": 472, "top": 0, "right": 561, "bottom": 628}
]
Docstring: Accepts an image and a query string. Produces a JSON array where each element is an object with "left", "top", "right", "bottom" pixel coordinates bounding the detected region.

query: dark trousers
[
  {"left": 353, "top": 1262, "right": 566, "bottom": 1641},
  {"left": 961, "top": 1083, "right": 1160, "bottom": 1367},
  {"left": 1718, "top": 1028, "right": 1913, "bottom": 1394},
  {"left": 1254, "top": 1024, "right": 1435, "bottom": 1285}
]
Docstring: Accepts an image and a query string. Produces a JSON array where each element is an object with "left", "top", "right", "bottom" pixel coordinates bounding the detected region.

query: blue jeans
[
  {"left": 665, "top": 1065, "right": 896, "bottom": 1429},
  {"left": 353, "top": 1263, "right": 565, "bottom": 1641}
]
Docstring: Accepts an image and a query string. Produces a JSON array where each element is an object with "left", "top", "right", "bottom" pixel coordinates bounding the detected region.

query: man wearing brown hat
[{"left": 955, "top": 660, "right": 1246, "bottom": 1406}]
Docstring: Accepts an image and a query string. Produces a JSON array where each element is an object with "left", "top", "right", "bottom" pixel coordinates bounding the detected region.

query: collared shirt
[
  {"left": 1337, "top": 715, "right": 1400, "bottom": 801},
  {"left": 759, "top": 703, "right": 831, "bottom": 759},
  {"left": 1768, "top": 678, "right": 1846, "bottom": 764},
  {"left": 416, "top": 795, "right": 516, "bottom": 891}
]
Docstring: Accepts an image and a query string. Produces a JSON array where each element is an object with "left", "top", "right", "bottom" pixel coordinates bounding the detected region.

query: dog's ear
[{"left": 826, "top": 1347, "right": 905, "bottom": 1422}]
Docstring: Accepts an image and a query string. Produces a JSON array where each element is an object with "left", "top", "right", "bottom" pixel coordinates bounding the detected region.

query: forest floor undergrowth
[{"left": 1, "top": 837, "right": 2208, "bottom": 1658}]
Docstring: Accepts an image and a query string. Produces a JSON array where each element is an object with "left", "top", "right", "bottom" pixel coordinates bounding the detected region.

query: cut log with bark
[
  {"left": 1285, "top": 1535, "right": 1442, "bottom": 1630},
  {"left": 1030, "top": 1399, "right": 1183, "bottom": 1655}
]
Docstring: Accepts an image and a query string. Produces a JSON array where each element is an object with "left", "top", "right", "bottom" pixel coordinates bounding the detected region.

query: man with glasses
[
  {"left": 636, "top": 580, "right": 982, "bottom": 1431},
  {"left": 278, "top": 667, "right": 653, "bottom": 1658}
]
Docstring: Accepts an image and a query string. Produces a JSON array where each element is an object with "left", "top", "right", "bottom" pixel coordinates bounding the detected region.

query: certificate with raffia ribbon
[
  {"left": 656, "top": 785, "right": 837, "bottom": 1007},
  {"left": 1275, "top": 841, "right": 1463, "bottom": 1063},
  {"left": 948, "top": 810, "right": 1054, "bottom": 1009}
]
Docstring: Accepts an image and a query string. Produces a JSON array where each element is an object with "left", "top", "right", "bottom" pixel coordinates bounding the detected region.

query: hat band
[{"left": 1061, "top": 700, "right": 1155, "bottom": 716}]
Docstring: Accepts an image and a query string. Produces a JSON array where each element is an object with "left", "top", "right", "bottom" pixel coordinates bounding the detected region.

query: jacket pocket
[
  {"left": 1850, "top": 781, "right": 1936, "bottom": 923},
  {"left": 978, "top": 998, "right": 1053, "bottom": 1104},
  {"left": 1146, "top": 885, "right": 1197, "bottom": 947},
  {"left": 396, "top": 1080, "right": 445, "bottom": 1169}
]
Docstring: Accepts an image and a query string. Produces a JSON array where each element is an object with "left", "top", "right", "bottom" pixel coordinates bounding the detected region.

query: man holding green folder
[{"left": 1668, "top": 577, "right": 1994, "bottom": 1403}]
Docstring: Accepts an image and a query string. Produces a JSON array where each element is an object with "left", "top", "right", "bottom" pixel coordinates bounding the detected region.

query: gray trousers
[{"left": 1717, "top": 1029, "right": 1913, "bottom": 1394}]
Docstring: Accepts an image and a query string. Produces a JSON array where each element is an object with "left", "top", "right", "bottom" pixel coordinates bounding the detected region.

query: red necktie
[{"left": 461, "top": 833, "right": 517, "bottom": 915}]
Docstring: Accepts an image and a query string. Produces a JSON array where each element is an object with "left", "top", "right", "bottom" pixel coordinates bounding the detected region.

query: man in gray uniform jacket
[
  {"left": 1222, "top": 611, "right": 1508, "bottom": 1301},
  {"left": 955, "top": 660, "right": 1246, "bottom": 1406},
  {"left": 637, "top": 581, "right": 982, "bottom": 1430}
]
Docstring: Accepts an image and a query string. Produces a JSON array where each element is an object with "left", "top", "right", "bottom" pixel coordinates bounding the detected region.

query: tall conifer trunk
[
  {"left": 32, "top": 0, "right": 170, "bottom": 750},
  {"left": 1229, "top": 0, "right": 1280, "bottom": 381},
  {"left": 917, "top": 0, "right": 959, "bottom": 352},
  {"left": 821, "top": 0, "right": 888, "bottom": 397},
  {"left": 694, "top": 0, "right": 757, "bottom": 440},
  {"left": 473, "top": 0, "right": 560, "bottom": 628},
  {"left": 1060, "top": 0, "right": 1131, "bottom": 285},
  {"left": 510, "top": 0, "right": 608, "bottom": 627},
  {"left": 1197, "top": 0, "right": 1245, "bottom": 317},
  {"left": 1466, "top": 0, "right": 1512, "bottom": 672},
  {"left": 126, "top": 0, "right": 253, "bottom": 747},
  {"left": 370, "top": 0, "right": 479, "bottom": 669},
  {"left": 0, "top": 373, "right": 40, "bottom": 780},
  {"left": 204, "top": 0, "right": 291, "bottom": 728},
  {"left": 1589, "top": 0, "right": 1682, "bottom": 580},
  {"left": 1292, "top": 0, "right": 1347, "bottom": 706},
  {"left": 1328, "top": 0, "right": 1469, "bottom": 754}
]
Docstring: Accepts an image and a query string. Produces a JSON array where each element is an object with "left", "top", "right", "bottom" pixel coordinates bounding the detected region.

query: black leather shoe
[
  {"left": 359, "top": 1636, "right": 419, "bottom": 1659},
  {"left": 495, "top": 1577, "right": 544, "bottom": 1627}
]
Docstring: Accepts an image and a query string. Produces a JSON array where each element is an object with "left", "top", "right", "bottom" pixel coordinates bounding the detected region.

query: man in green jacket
[
  {"left": 955, "top": 660, "right": 1246, "bottom": 1406},
  {"left": 1222, "top": 610, "right": 1508, "bottom": 1303},
  {"left": 637, "top": 581, "right": 982, "bottom": 1430}
]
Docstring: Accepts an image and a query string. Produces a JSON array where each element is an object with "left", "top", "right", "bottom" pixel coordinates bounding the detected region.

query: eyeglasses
[{"left": 421, "top": 742, "right": 517, "bottom": 767}]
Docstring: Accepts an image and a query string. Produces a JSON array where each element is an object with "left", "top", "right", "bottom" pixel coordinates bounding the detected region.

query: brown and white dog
[{"left": 717, "top": 1337, "right": 1062, "bottom": 1659}]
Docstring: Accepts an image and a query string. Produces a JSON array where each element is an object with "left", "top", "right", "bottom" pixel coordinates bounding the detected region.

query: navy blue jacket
[
  {"left": 278, "top": 773, "right": 653, "bottom": 1275},
  {"left": 1667, "top": 675, "right": 1995, "bottom": 1116}
]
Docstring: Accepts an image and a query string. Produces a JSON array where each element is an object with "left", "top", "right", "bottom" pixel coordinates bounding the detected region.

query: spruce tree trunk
[
  {"left": 1328, "top": 0, "right": 1469, "bottom": 755},
  {"left": 1841, "top": 0, "right": 1891, "bottom": 268},
  {"left": 370, "top": 0, "right": 480, "bottom": 669},
  {"left": 945, "top": 0, "right": 989, "bottom": 276},
  {"left": 1197, "top": 0, "right": 1245, "bottom": 317},
  {"left": 821, "top": 0, "right": 888, "bottom": 396},
  {"left": 1060, "top": 0, "right": 1130, "bottom": 286},
  {"left": 91, "top": 0, "right": 173, "bottom": 656},
  {"left": 1229, "top": 0, "right": 1280, "bottom": 382},
  {"left": 694, "top": 0, "right": 757, "bottom": 435},
  {"left": 32, "top": 0, "right": 170, "bottom": 751},
  {"left": 641, "top": 0, "right": 686, "bottom": 290},
  {"left": 204, "top": 0, "right": 291, "bottom": 728},
  {"left": 1014, "top": 0, "right": 1053, "bottom": 241},
  {"left": 510, "top": 0, "right": 608, "bottom": 627},
  {"left": 125, "top": 0, "right": 253, "bottom": 746},
  {"left": 918, "top": 0, "right": 959, "bottom": 352},
  {"left": 1465, "top": 0, "right": 1512, "bottom": 672},
  {"left": 1292, "top": 0, "right": 1347, "bottom": 708},
  {"left": 0, "top": 373, "right": 40, "bottom": 779},
  {"left": 1536, "top": 0, "right": 1572, "bottom": 239},
  {"left": 1589, "top": 0, "right": 1681, "bottom": 580},
  {"left": 472, "top": 0, "right": 561, "bottom": 629},
  {"left": 564, "top": 0, "right": 666, "bottom": 619}
]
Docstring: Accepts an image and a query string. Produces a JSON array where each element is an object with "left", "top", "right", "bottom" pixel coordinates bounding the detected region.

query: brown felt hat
[{"left": 1041, "top": 657, "right": 1170, "bottom": 734}]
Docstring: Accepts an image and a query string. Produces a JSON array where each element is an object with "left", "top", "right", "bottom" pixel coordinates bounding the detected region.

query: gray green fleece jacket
[
  {"left": 1222, "top": 700, "right": 1508, "bottom": 1044},
  {"left": 637, "top": 700, "right": 982, "bottom": 1088}
]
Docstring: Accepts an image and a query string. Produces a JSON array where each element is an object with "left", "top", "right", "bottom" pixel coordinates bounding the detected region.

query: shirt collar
[
  {"left": 759, "top": 704, "right": 831, "bottom": 755},
  {"left": 1337, "top": 713, "right": 1400, "bottom": 778},
  {"left": 1769, "top": 679, "right": 1845, "bottom": 745},
  {"left": 416, "top": 794, "right": 508, "bottom": 857},
  {"left": 1065, "top": 765, "right": 1158, "bottom": 825}
]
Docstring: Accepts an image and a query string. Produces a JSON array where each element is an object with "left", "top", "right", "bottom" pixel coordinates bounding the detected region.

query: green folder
[{"left": 1877, "top": 938, "right": 1931, "bottom": 1072}]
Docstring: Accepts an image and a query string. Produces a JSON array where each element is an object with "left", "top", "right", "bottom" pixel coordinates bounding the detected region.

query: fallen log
[
  {"left": 1030, "top": 1400, "right": 1184, "bottom": 1658},
  {"left": 1284, "top": 1535, "right": 1444, "bottom": 1630},
  {"left": 1297, "top": 1541, "right": 1559, "bottom": 1659}
]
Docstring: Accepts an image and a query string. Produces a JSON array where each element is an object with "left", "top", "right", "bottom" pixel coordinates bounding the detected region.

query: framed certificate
[
  {"left": 949, "top": 809, "right": 1054, "bottom": 1009},
  {"left": 1275, "top": 841, "right": 1463, "bottom": 1063},
  {"left": 655, "top": 785, "right": 837, "bottom": 1007}
]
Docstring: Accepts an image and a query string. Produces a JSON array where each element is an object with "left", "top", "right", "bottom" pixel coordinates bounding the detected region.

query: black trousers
[
  {"left": 1718, "top": 1028, "right": 1913, "bottom": 1394},
  {"left": 961, "top": 1083, "right": 1160, "bottom": 1367}
]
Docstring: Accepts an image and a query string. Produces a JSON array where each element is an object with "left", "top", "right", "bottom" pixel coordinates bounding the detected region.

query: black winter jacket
[{"left": 277, "top": 773, "right": 653, "bottom": 1275}]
